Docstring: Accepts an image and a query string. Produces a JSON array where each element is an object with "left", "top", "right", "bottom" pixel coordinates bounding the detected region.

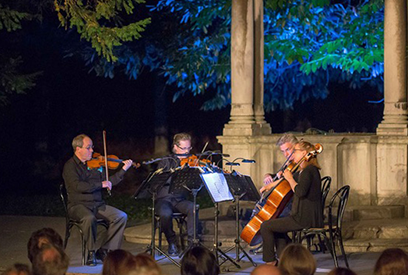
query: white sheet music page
[{"left": 200, "top": 172, "right": 233, "bottom": 203}]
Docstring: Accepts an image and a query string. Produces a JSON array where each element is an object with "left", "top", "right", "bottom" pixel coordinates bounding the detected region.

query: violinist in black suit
[{"left": 154, "top": 133, "right": 195, "bottom": 256}]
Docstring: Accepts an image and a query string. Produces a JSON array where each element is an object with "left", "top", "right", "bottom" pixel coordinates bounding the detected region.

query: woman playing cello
[{"left": 260, "top": 140, "right": 323, "bottom": 265}]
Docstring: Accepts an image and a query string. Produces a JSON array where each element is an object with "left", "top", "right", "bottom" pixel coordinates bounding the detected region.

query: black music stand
[
  {"left": 223, "top": 173, "right": 260, "bottom": 266},
  {"left": 170, "top": 166, "right": 204, "bottom": 257},
  {"left": 200, "top": 172, "right": 241, "bottom": 269},
  {"left": 134, "top": 169, "right": 181, "bottom": 267}
]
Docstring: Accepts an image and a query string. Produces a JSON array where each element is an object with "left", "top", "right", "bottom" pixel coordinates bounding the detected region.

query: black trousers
[
  {"left": 68, "top": 204, "right": 127, "bottom": 251},
  {"left": 155, "top": 197, "right": 195, "bottom": 244},
  {"left": 260, "top": 216, "right": 304, "bottom": 262}
]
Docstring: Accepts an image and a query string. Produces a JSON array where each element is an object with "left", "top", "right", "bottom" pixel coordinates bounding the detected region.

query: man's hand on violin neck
[
  {"left": 122, "top": 159, "right": 133, "bottom": 171},
  {"left": 102, "top": 181, "right": 112, "bottom": 190}
]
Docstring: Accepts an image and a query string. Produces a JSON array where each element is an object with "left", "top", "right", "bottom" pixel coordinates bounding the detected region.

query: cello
[{"left": 240, "top": 143, "right": 323, "bottom": 246}]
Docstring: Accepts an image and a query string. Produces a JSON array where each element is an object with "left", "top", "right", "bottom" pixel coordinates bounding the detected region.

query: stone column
[
  {"left": 376, "top": 0, "right": 408, "bottom": 135},
  {"left": 254, "top": 0, "right": 272, "bottom": 133},
  {"left": 223, "top": 0, "right": 270, "bottom": 136},
  {"left": 376, "top": 0, "right": 408, "bottom": 212}
]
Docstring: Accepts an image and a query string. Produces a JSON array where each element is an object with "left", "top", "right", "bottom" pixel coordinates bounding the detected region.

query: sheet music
[{"left": 200, "top": 173, "right": 234, "bottom": 203}]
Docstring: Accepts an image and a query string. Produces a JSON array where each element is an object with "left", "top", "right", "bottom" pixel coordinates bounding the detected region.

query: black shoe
[
  {"left": 249, "top": 243, "right": 263, "bottom": 255},
  {"left": 96, "top": 248, "right": 108, "bottom": 262},
  {"left": 86, "top": 250, "right": 97, "bottom": 266},
  {"left": 168, "top": 243, "right": 179, "bottom": 256}
]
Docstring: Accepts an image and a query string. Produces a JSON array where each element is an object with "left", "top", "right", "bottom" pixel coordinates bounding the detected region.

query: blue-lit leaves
[{"left": 80, "top": 0, "right": 384, "bottom": 111}]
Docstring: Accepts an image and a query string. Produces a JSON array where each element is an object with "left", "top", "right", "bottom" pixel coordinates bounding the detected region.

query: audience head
[
  {"left": 103, "top": 250, "right": 161, "bottom": 275},
  {"left": 32, "top": 243, "right": 69, "bottom": 275},
  {"left": 251, "top": 263, "right": 281, "bottom": 275},
  {"left": 328, "top": 267, "right": 357, "bottom": 275},
  {"left": 102, "top": 249, "right": 134, "bottom": 275},
  {"left": 1, "top": 263, "right": 30, "bottom": 275},
  {"left": 279, "top": 244, "right": 316, "bottom": 275},
  {"left": 181, "top": 246, "right": 220, "bottom": 275},
  {"left": 27, "top": 228, "right": 64, "bottom": 263},
  {"left": 132, "top": 253, "right": 162, "bottom": 275},
  {"left": 374, "top": 248, "right": 408, "bottom": 275}
]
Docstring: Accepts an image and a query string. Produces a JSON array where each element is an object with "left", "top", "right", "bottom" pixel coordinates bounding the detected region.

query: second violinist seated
[
  {"left": 153, "top": 132, "right": 196, "bottom": 256},
  {"left": 260, "top": 140, "right": 323, "bottom": 265}
]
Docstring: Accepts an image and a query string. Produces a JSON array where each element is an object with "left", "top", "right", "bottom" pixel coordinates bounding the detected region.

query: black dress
[{"left": 260, "top": 164, "right": 323, "bottom": 262}]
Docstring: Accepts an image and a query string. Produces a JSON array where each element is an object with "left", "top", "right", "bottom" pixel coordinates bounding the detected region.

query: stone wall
[{"left": 217, "top": 133, "right": 408, "bottom": 212}]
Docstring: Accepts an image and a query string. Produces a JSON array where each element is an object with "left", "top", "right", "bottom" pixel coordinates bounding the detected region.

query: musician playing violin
[
  {"left": 62, "top": 134, "right": 133, "bottom": 266},
  {"left": 260, "top": 140, "right": 323, "bottom": 265},
  {"left": 154, "top": 132, "right": 196, "bottom": 256}
]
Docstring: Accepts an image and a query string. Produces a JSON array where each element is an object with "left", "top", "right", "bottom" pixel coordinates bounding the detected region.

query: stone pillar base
[
  {"left": 376, "top": 123, "right": 408, "bottom": 136},
  {"left": 223, "top": 122, "right": 271, "bottom": 136}
]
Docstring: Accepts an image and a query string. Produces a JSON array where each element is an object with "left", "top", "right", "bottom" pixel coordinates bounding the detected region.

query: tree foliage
[
  {"left": 79, "top": 0, "right": 384, "bottom": 111},
  {"left": 0, "top": 3, "right": 41, "bottom": 106},
  {"left": 54, "top": 0, "right": 151, "bottom": 62}
]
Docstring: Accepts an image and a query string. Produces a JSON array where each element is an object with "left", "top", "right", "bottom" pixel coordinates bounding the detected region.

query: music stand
[
  {"left": 170, "top": 166, "right": 204, "bottom": 257},
  {"left": 200, "top": 172, "right": 241, "bottom": 269},
  {"left": 134, "top": 169, "right": 181, "bottom": 267},
  {"left": 223, "top": 173, "right": 260, "bottom": 266}
]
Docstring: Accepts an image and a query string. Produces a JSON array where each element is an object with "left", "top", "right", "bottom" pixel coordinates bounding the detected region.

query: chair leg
[
  {"left": 64, "top": 226, "right": 70, "bottom": 249},
  {"left": 326, "top": 235, "right": 338, "bottom": 268},
  {"left": 158, "top": 220, "right": 163, "bottom": 256},
  {"left": 177, "top": 219, "right": 185, "bottom": 250},
  {"left": 80, "top": 229, "right": 85, "bottom": 266},
  {"left": 338, "top": 233, "right": 349, "bottom": 268}
]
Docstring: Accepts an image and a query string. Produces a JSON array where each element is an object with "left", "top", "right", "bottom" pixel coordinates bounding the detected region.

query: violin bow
[{"left": 102, "top": 130, "right": 112, "bottom": 196}]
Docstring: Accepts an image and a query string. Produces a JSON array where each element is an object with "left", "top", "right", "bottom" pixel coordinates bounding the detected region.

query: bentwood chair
[
  {"left": 299, "top": 185, "right": 351, "bottom": 268},
  {"left": 292, "top": 176, "right": 332, "bottom": 246},
  {"left": 59, "top": 184, "right": 108, "bottom": 265}
]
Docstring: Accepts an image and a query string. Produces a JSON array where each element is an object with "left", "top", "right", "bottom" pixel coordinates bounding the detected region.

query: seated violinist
[
  {"left": 259, "top": 140, "right": 323, "bottom": 265},
  {"left": 154, "top": 132, "right": 196, "bottom": 256},
  {"left": 62, "top": 134, "right": 133, "bottom": 266}
]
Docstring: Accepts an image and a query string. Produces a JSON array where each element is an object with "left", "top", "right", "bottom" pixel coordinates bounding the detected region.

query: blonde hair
[
  {"left": 279, "top": 244, "right": 316, "bottom": 275},
  {"left": 296, "top": 141, "right": 321, "bottom": 170}
]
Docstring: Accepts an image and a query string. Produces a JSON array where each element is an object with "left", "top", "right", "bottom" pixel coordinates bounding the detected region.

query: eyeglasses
[
  {"left": 82, "top": 145, "right": 94, "bottom": 150},
  {"left": 176, "top": 144, "right": 192, "bottom": 151}
]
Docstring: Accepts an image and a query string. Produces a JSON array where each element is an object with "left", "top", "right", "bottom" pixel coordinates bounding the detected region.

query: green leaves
[
  {"left": 55, "top": 0, "right": 151, "bottom": 62},
  {"left": 0, "top": 57, "right": 42, "bottom": 106},
  {"left": 0, "top": 3, "right": 32, "bottom": 32}
]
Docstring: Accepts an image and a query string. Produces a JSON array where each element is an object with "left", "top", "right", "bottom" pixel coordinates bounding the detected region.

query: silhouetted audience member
[
  {"left": 279, "top": 244, "right": 316, "bottom": 275},
  {"left": 181, "top": 246, "right": 220, "bottom": 275},
  {"left": 251, "top": 263, "right": 282, "bottom": 275},
  {"left": 328, "top": 267, "right": 357, "bottom": 275},
  {"left": 32, "top": 243, "right": 69, "bottom": 275},
  {"left": 1, "top": 263, "right": 30, "bottom": 275},
  {"left": 27, "top": 228, "right": 64, "bottom": 263},
  {"left": 102, "top": 250, "right": 161, "bottom": 275},
  {"left": 374, "top": 248, "right": 408, "bottom": 275},
  {"left": 102, "top": 249, "right": 134, "bottom": 275},
  {"left": 132, "top": 253, "right": 162, "bottom": 275}
]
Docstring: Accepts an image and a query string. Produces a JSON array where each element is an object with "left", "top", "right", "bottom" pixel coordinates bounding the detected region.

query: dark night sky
[{"left": 0, "top": 7, "right": 384, "bottom": 195}]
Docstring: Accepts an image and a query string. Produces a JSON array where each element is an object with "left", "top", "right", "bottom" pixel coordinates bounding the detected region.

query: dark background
[{"left": 0, "top": 8, "right": 384, "bottom": 199}]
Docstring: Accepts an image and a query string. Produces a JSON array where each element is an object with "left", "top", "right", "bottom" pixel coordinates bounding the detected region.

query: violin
[
  {"left": 179, "top": 154, "right": 212, "bottom": 167},
  {"left": 87, "top": 152, "right": 140, "bottom": 170}
]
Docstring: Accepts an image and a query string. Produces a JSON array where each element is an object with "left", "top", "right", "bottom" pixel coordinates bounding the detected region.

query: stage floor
[{"left": 0, "top": 215, "right": 380, "bottom": 275}]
